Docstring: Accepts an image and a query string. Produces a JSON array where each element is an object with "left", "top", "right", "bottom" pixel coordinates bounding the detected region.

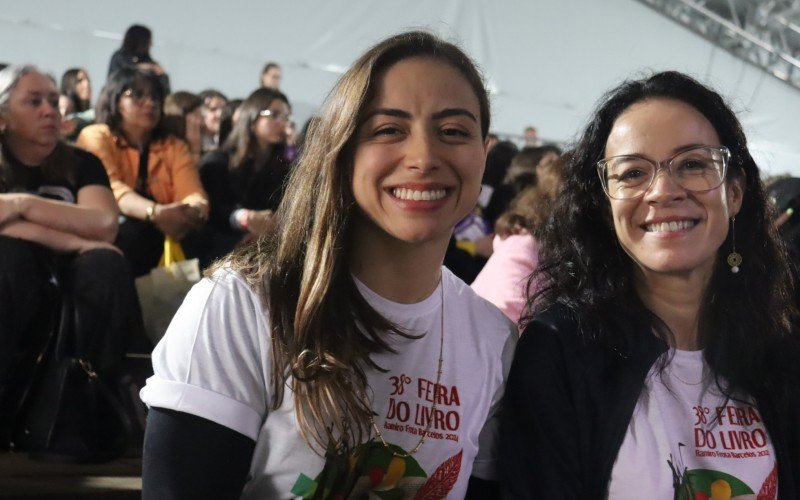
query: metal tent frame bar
[{"left": 635, "top": 0, "right": 800, "bottom": 90}]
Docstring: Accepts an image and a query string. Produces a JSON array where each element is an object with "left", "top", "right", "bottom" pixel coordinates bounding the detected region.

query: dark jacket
[{"left": 499, "top": 305, "right": 800, "bottom": 499}]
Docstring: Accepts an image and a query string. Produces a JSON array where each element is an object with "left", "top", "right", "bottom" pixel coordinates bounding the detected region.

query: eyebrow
[
  {"left": 613, "top": 143, "right": 717, "bottom": 159},
  {"left": 362, "top": 107, "right": 478, "bottom": 123}
]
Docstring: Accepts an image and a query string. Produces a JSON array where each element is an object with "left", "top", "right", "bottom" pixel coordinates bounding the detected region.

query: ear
[
  {"left": 0, "top": 112, "right": 7, "bottom": 134},
  {"left": 726, "top": 171, "right": 746, "bottom": 217}
]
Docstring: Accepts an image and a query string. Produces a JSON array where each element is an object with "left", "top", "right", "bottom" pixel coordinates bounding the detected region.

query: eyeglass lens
[
  {"left": 601, "top": 147, "right": 727, "bottom": 199},
  {"left": 124, "top": 89, "right": 160, "bottom": 104},
  {"left": 260, "top": 109, "right": 291, "bottom": 121}
]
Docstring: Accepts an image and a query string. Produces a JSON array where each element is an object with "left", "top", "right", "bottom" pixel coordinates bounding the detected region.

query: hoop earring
[{"left": 727, "top": 216, "right": 742, "bottom": 273}]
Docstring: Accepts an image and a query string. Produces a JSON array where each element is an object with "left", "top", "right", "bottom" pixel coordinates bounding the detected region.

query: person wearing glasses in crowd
[
  {"left": 194, "top": 87, "right": 293, "bottom": 267},
  {"left": 77, "top": 67, "right": 208, "bottom": 277},
  {"left": 501, "top": 71, "right": 800, "bottom": 498},
  {"left": 140, "top": 31, "right": 516, "bottom": 499}
]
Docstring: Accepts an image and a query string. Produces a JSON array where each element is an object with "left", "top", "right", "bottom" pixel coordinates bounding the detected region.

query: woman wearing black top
[
  {"left": 196, "top": 87, "right": 291, "bottom": 266},
  {"left": 0, "top": 65, "right": 141, "bottom": 452},
  {"left": 500, "top": 72, "right": 800, "bottom": 498}
]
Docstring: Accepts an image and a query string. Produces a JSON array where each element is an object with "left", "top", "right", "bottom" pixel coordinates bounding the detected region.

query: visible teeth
[
  {"left": 392, "top": 188, "right": 447, "bottom": 201},
  {"left": 645, "top": 220, "right": 697, "bottom": 232}
]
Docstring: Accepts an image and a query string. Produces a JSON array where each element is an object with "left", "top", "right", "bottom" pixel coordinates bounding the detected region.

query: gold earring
[{"left": 727, "top": 216, "right": 742, "bottom": 273}]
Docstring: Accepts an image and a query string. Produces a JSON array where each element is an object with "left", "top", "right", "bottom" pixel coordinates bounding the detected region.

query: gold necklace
[{"left": 368, "top": 274, "right": 445, "bottom": 458}]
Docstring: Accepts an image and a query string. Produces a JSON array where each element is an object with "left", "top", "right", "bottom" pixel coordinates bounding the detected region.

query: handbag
[
  {"left": 13, "top": 289, "right": 133, "bottom": 463},
  {"left": 135, "top": 236, "right": 201, "bottom": 344}
]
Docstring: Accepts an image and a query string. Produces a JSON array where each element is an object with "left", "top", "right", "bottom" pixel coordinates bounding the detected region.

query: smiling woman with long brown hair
[{"left": 140, "top": 31, "right": 515, "bottom": 499}]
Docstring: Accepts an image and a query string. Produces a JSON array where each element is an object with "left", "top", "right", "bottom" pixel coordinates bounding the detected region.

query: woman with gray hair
[{"left": 0, "top": 65, "right": 142, "bottom": 458}]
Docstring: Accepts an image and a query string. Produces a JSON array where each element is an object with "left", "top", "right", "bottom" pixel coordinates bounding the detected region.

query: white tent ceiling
[{"left": 1, "top": 0, "right": 798, "bottom": 175}]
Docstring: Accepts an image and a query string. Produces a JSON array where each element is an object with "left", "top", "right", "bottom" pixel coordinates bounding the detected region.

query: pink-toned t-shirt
[{"left": 471, "top": 233, "right": 539, "bottom": 327}]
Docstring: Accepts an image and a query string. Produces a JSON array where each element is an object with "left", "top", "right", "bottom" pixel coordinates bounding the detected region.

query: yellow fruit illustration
[
  {"left": 378, "top": 456, "right": 406, "bottom": 489},
  {"left": 710, "top": 479, "right": 732, "bottom": 500}
]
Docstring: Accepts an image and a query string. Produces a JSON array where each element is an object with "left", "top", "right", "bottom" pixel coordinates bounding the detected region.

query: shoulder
[
  {"left": 443, "top": 267, "right": 517, "bottom": 349},
  {"left": 152, "top": 135, "right": 190, "bottom": 155},
  {"left": 76, "top": 123, "right": 114, "bottom": 146},
  {"left": 199, "top": 151, "right": 230, "bottom": 171},
  {"left": 68, "top": 145, "right": 110, "bottom": 184}
]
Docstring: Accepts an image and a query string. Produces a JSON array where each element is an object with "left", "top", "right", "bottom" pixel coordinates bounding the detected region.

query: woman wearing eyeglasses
[
  {"left": 77, "top": 67, "right": 208, "bottom": 277},
  {"left": 500, "top": 71, "right": 800, "bottom": 498},
  {"left": 195, "top": 87, "right": 292, "bottom": 266}
]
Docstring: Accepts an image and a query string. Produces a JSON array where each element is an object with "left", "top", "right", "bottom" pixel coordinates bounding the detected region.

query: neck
[
  {"left": 349, "top": 217, "right": 448, "bottom": 304},
  {"left": 634, "top": 266, "right": 713, "bottom": 350},
  {"left": 255, "top": 140, "right": 273, "bottom": 159},
  {"left": 4, "top": 136, "right": 51, "bottom": 166},
  {"left": 121, "top": 123, "right": 151, "bottom": 149}
]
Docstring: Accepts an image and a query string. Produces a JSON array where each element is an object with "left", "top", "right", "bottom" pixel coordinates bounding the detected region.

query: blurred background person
[
  {"left": 472, "top": 152, "right": 567, "bottom": 326},
  {"left": 163, "top": 91, "right": 203, "bottom": 164},
  {"left": 0, "top": 66, "right": 141, "bottom": 445},
  {"left": 523, "top": 124, "right": 539, "bottom": 147},
  {"left": 78, "top": 67, "right": 208, "bottom": 277},
  {"left": 259, "top": 61, "right": 281, "bottom": 90},
  {"left": 217, "top": 97, "right": 243, "bottom": 148},
  {"left": 484, "top": 144, "right": 561, "bottom": 229},
  {"left": 107, "top": 24, "right": 169, "bottom": 93},
  {"left": 198, "top": 88, "right": 226, "bottom": 154},
  {"left": 196, "top": 87, "right": 292, "bottom": 267},
  {"left": 59, "top": 67, "right": 95, "bottom": 141}
]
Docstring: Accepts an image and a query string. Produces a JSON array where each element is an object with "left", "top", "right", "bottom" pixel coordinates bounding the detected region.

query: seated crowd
[{"left": 1, "top": 24, "right": 799, "bottom": 500}]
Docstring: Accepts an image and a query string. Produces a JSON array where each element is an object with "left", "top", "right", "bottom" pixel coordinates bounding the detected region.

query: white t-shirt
[
  {"left": 608, "top": 349, "right": 778, "bottom": 500},
  {"left": 140, "top": 266, "right": 516, "bottom": 499}
]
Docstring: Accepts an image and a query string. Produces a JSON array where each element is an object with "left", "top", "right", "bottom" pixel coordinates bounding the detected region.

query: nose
[
  {"left": 643, "top": 165, "right": 686, "bottom": 203},
  {"left": 406, "top": 129, "right": 439, "bottom": 173}
]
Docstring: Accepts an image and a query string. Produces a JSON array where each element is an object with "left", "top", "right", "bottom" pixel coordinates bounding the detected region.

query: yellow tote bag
[{"left": 135, "top": 237, "right": 201, "bottom": 344}]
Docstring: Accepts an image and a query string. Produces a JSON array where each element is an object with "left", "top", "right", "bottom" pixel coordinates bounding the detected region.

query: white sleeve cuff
[{"left": 140, "top": 376, "right": 264, "bottom": 441}]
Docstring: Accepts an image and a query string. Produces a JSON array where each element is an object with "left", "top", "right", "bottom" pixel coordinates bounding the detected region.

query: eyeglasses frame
[{"left": 596, "top": 145, "right": 731, "bottom": 200}]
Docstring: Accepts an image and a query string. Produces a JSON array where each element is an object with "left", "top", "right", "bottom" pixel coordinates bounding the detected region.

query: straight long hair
[{"left": 224, "top": 30, "right": 490, "bottom": 453}]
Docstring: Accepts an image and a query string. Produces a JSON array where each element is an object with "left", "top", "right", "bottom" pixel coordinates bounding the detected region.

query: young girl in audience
[
  {"left": 163, "top": 91, "right": 203, "bottom": 163},
  {"left": 0, "top": 65, "right": 139, "bottom": 441},
  {"left": 60, "top": 68, "right": 92, "bottom": 114},
  {"left": 140, "top": 31, "right": 516, "bottom": 499},
  {"left": 471, "top": 153, "right": 565, "bottom": 326},
  {"left": 59, "top": 68, "right": 94, "bottom": 141},
  {"left": 195, "top": 88, "right": 292, "bottom": 266},
  {"left": 77, "top": 68, "right": 208, "bottom": 277},
  {"left": 501, "top": 71, "right": 800, "bottom": 498}
]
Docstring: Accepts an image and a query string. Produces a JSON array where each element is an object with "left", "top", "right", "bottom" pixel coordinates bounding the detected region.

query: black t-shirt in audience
[{"left": 8, "top": 147, "right": 110, "bottom": 203}]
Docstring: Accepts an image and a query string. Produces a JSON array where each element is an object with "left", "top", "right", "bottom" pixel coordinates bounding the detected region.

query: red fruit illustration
[
  {"left": 414, "top": 450, "right": 463, "bottom": 500},
  {"left": 694, "top": 493, "right": 709, "bottom": 500},
  {"left": 368, "top": 467, "right": 385, "bottom": 488},
  {"left": 757, "top": 464, "right": 777, "bottom": 500}
]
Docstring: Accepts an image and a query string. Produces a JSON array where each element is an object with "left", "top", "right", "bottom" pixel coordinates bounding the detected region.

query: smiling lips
[
  {"left": 644, "top": 219, "right": 698, "bottom": 233},
  {"left": 391, "top": 187, "right": 448, "bottom": 201}
]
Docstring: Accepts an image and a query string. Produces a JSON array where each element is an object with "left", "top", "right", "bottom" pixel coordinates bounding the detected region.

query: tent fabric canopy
[{"left": 1, "top": 0, "right": 798, "bottom": 175}]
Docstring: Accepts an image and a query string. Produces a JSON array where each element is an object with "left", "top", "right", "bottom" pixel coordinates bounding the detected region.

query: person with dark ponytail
[
  {"left": 140, "top": 31, "right": 515, "bottom": 499},
  {"left": 501, "top": 71, "right": 800, "bottom": 498}
]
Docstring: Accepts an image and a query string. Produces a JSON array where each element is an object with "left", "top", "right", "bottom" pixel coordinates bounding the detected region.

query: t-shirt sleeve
[
  {"left": 139, "top": 270, "right": 271, "bottom": 440},
  {"left": 470, "top": 321, "right": 518, "bottom": 480},
  {"left": 74, "top": 149, "right": 111, "bottom": 190}
]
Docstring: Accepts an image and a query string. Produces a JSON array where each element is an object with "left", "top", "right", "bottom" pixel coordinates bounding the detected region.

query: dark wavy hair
[
  {"left": 96, "top": 67, "right": 167, "bottom": 141},
  {"left": 530, "top": 71, "right": 797, "bottom": 403}
]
